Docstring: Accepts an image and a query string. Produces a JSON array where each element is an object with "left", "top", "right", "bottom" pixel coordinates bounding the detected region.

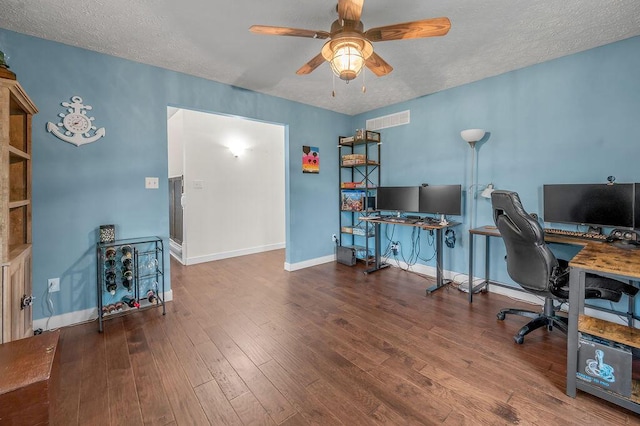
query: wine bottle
[{"left": 122, "top": 295, "right": 139, "bottom": 308}]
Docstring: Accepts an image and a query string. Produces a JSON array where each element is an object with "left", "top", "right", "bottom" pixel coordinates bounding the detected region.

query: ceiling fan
[{"left": 249, "top": 0, "right": 451, "bottom": 82}]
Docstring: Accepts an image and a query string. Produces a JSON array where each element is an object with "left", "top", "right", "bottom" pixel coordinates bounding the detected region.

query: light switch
[{"left": 145, "top": 177, "right": 159, "bottom": 189}]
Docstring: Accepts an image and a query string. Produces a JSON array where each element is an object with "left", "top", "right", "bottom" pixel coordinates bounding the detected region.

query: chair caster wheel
[
  {"left": 514, "top": 335, "right": 524, "bottom": 344},
  {"left": 497, "top": 312, "right": 506, "bottom": 320}
]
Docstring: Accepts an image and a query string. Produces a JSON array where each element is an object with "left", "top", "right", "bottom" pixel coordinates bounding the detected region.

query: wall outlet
[
  {"left": 391, "top": 242, "right": 400, "bottom": 255},
  {"left": 48, "top": 278, "right": 60, "bottom": 293},
  {"left": 145, "top": 177, "right": 159, "bottom": 189},
  {"left": 332, "top": 234, "right": 338, "bottom": 243}
]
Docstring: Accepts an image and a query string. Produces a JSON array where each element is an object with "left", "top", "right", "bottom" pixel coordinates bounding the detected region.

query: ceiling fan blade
[
  {"left": 296, "top": 53, "right": 326, "bottom": 75},
  {"left": 365, "top": 17, "right": 451, "bottom": 42},
  {"left": 338, "top": 0, "right": 364, "bottom": 22},
  {"left": 365, "top": 52, "right": 393, "bottom": 77},
  {"left": 250, "top": 25, "right": 330, "bottom": 39}
]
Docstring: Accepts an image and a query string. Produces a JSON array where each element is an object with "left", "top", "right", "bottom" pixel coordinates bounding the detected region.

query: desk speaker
[{"left": 608, "top": 229, "right": 639, "bottom": 243}]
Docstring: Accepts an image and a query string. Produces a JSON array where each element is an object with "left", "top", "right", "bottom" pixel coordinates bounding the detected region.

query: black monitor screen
[
  {"left": 376, "top": 187, "right": 419, "bottom": 213},
  {"left": 418, "top": 185, "right": 462, "bottom": 215},
  {"left": 543, "top": 183, "right": 634, "bottom": 228}
]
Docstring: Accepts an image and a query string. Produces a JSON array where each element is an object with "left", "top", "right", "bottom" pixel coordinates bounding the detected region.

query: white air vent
[{"left": 366, "top": 110, "right": 410, "bottom": 131}]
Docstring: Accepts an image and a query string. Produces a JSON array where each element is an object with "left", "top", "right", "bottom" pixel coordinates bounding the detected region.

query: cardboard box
[
  {"left": 341, "top": 226, "right": 353, "bottom": 234},
  {"left": 342, "top": 154, "right": 366, "bottom": 161},
  {"left": 352, "top": 226, "right": 368, "bottom": 236},
  {"left": 577, "top": 333, "right": 632, "bottom": 397}
]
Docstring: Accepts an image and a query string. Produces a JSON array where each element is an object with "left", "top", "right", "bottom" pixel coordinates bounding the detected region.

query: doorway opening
[{"left": 167, "top": 107, "right": 286, "bottom": 265}]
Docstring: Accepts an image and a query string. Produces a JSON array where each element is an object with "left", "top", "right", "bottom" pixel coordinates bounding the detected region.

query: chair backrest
[{"left": 491, "top": 190, "right": 558, "bottom": 294}]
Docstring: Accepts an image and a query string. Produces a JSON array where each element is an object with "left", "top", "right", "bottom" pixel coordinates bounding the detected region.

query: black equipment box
[
  {"left": 336, "top": 246, "right": 356, "bottom": 266},
  {"left": 577, "top": 333, "right": 632, "bottom": 397}
]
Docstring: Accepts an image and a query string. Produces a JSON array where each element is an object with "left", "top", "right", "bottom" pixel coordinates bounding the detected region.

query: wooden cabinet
[{"left": 0, "top": 77, "right": 37, "bottom": 343}]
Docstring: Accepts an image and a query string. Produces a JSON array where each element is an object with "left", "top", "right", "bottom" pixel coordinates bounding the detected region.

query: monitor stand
[{"left": 439, "top": 214, "right": 448, "bottom": 226}]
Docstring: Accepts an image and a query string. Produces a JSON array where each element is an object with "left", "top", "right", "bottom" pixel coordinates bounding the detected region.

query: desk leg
[
  {"left": 426, "top": 228, "right": 446, "bottom": 294},
  {"left": 468, "top": 231, "right": 474, "bottom": 303},
  {"left": 484, "top": 236, "right": 490, "bottom": 289},
  {"left": 566, "top": 266, "right": 586, "bottom": 398},
  {"left": 469, "top": 234, "right": 492, "bottom": 302},
  {"left": 365, "top": 222, "right": 389, "bottom": 274}
]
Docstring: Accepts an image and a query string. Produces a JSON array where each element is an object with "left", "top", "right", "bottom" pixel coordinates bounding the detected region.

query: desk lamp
[
  {"left": 481, "top": 183, "right": 495, "bottom": 199},
  {"left": 461, "top": 129, "right": 486, "bottom": 232}
]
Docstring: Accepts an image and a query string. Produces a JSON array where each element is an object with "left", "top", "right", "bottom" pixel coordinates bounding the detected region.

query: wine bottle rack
[{"left": 96, "top": 236, "right": 165, "bottom": 332}]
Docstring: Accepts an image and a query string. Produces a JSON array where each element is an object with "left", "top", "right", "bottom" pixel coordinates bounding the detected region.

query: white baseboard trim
[
  {"left": 380, "top": 257, "right": 458, "bottom": 282},
  {"left": 186, "top": 243, "right": 285, "bottom": 265},
  {"left": 383, "top": 261, "right": 632, "bottom": 327},
  {"left": 486, "top": 284, "right": 630, "bottom": 326},
  {"left": 285, "top": 254, "right": 335, "bottom": 272},
  {"left": 169, "top": 239, "right": 183, "bottom": 264},
  {"left": 170, "top": 250, "right": 184, "bottom": 264},
  {"left": 33, "top": 289, "right": 173, "bottom": 331},
  {"left": 34, "top": 307, "right": 99, "bottom": 331}
]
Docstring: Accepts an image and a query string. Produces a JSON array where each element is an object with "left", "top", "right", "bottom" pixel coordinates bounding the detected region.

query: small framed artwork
[{"left": 302, "top": 146, "right": 319, "bottom": 174}]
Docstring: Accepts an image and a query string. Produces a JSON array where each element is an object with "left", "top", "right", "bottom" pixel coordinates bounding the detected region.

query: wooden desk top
[
  {"left": 361, "top": 216, "right": 460, "bottom": 230},
  {"left": 470, "top": 225, "right": 591, "bottom": 246},
  {"left": 569, "top": 242, "right": 640, "bottom": 279},
  {"left": 469, "top": 225, "right": 500, "bottom": 237},
  {"left": 470, "top": 225, "right": 640, "bottom": 279}
]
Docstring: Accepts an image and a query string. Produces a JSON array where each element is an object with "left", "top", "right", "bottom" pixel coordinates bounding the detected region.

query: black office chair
[{"left": 491, "top": 190, "right": 637, "bottom": 344}]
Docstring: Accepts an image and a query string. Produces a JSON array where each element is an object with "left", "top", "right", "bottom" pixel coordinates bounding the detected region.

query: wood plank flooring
[{"left": 50, "top": 250, "right": 640, "bottom": 425}]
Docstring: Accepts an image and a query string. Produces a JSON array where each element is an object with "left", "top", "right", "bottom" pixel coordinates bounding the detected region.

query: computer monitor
[
  {"left": 418, "top": 185, "right": 462, "bottom": 216},
  {"left": 543, "top": 183, "right": 634, "bottom": 228},
  {"left": 376, "top": 186, "right": 419, "bottom": 213}
]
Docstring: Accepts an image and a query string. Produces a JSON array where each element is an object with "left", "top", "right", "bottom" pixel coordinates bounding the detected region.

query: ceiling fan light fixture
[{"left": 322, "top": 38, "right": 373, "bottom": 81}]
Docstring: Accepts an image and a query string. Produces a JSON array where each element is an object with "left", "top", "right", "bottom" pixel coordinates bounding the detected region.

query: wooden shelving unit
[
  {"left": 338, "top": 130, "right": 381, "bottom": 267},
  {"left": 0, "top": 77, "right": 37, "bottom": 343}
]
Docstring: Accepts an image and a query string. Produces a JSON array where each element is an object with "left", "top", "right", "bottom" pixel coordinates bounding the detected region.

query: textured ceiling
[{"left": 1, "top": 0, "right": 639, "bottom": 115}]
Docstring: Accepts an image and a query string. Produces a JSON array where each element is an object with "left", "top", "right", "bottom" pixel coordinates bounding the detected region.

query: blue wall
[
  {"left": 0, "top": 29, "right": 351, "bottom": 321},
  {"left": 354, "top": 36, "right": 640, "bottom": 293},
  {"left": 2, "top": 27, "right": 638, "bottom": 322}
]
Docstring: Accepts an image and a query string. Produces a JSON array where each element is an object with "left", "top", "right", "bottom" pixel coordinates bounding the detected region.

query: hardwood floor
[{"left": 51, "top": 250, "right": 640, "bottom": 425}]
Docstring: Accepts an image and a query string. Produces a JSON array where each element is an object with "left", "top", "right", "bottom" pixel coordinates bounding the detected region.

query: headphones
[{"left": 445, "top": 229, "right": 456, "bottom": 248}]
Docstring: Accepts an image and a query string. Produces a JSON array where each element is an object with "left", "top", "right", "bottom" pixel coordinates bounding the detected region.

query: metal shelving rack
[
  {"left": 338, "top": 130, "right": 381, "bottom": 268},
  {"left": 96, "top": 236, "right": 166, "bottom": 332}
]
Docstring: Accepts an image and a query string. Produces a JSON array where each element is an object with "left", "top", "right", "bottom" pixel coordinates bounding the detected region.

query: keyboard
[
  {"left": 421, "top": 217, "right": 441, "bottom": 225},
  {"left": 386, "top": 217, "right": 417, "bottom": 224},
  {"left": 544, "top": 228, "right": 608, "bottom": 241}
]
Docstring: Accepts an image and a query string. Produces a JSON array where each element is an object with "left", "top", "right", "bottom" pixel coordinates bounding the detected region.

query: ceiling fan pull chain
[
  {"left": 332, "top": 73, "right": 336, "bottom": 97},
  {"left": 362, "top": 69, "right": 366, "bottom": 93}
]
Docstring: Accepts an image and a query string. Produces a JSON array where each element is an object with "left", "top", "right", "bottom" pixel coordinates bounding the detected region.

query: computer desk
[
  {"left": 469, "top": 225, "right": 640, "bottom": 411},
  {"left": 360, "top": 217, "right": 460, "bottom": 294},
  {"left": 467, "top": 225, "right": 601, "bottom": 303}
]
